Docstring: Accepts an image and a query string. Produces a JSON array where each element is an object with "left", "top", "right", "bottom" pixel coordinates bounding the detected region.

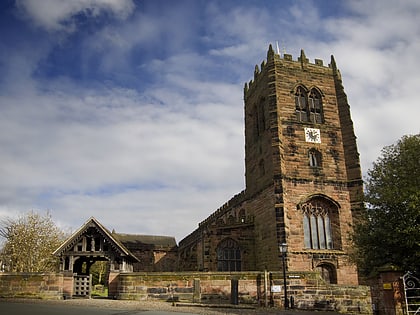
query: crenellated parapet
[
  {"left": 244, "top": 44, "right": 338, "bottom": 97},
  {"left": 198, "top": 190, "right": 247, "bottom": 228},
  {"left": 178, "top": 190, "right": 251, "bottom": 248}
]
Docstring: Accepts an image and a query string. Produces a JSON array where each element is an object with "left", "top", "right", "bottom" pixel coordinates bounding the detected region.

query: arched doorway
[{"left": 315, "top": 263, "right": 337, "bottom": 284}]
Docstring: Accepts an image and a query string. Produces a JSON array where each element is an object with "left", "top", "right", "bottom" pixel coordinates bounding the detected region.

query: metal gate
[
  {"left": 403, "top": 272, "right": 420, "bottom": 315},
  {"left": 74, "top": 275, "right": 91, "bottom": 297}
]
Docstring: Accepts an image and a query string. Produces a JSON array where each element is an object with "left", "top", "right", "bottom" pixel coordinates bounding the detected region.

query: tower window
[
  {"left": 258, "top": 99, "right": 266, "bottom": 132},
  {"left": 217, "top": 238, "right": 241, "bottom": 271},
  {"left": 252, "top": 105, "right": 259, "bottom": 140},
  {"left": 295, "top": 86, "right": 308, "bottom": 122},
  {"left": 308, "top": 89, "right": 323, "bottom": 123},
  {"left": 309, "top": 149, "right": 322, "bottom": 167},
  {"left": 301, "top": 199, "right": 335, "bottom": 250},
  {"left": 294, "top": 86, "right": 324, "bottom": 124},
  {"left": 259, "top": 159, "right": 265, "bottom": 175}
]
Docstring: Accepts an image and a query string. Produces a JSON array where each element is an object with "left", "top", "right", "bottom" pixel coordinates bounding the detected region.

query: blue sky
[{"left": 0, "top": 0, "right": 419, "bottom": 241}]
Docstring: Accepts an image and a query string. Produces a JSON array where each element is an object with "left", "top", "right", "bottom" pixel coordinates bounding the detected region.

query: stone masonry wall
[
  {"left": 244, "top": 186, "right": 278, "bottom": 271},
  {"left": 114, "top": 271, "right": 372, "bottom": 314},
  {"left": 0, "top": 271, "right": 373, "bottom": 314},
  {"left": 0, "top": 273, "right": 63, "bottom": 299}
]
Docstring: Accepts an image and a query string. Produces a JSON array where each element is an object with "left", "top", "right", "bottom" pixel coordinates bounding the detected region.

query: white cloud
[
  {"left": 1, "top": 0, "right": 419, "bottom": 241},
  {"left": 312, "top": 1, "right": 420, "bottom": 171},
  {"left": 16, "top": 0, "right": 135, "bottom": 32},
  {"left": 0, "top": 79, "right": 244, "bottom": 240}
]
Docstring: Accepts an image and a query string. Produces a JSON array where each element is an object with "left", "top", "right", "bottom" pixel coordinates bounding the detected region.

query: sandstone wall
[
  {"left": 0, "top": 271, "right": 375, "bottom": 314},
  {"left": 0, "top": 273, "right": 63, "bottom": 299},
  {"left": 114, "top": 271, "right": 372, "bottom": 314}
]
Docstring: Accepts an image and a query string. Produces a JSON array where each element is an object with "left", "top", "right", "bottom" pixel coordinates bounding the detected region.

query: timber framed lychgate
[{"left": 54, "top": 217, "right": 140, "bottom": 297}]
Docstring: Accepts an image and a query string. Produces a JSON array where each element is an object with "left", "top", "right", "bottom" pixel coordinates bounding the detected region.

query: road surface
[{"left": 0, "top": 301, "right": 197, "bottom": 315}]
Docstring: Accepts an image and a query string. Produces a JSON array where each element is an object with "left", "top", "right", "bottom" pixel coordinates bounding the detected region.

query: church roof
[{"left": 113, "top": 233, "right": 177, "bottom": 249}]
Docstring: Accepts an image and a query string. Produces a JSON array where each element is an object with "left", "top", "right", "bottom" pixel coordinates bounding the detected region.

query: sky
[{"left": 0, "top": 0, "right": 419, "bottom": 242}]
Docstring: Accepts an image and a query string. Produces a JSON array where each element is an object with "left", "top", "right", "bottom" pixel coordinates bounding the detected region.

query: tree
[
  {"left": 352, "top": 134, "right": 420, "bottom": 275},
  {"left": 0, "top": 211, "right": 66, "bottom": 272},
  {"left": 90, "top": 260, "right": 108, "bottom": 285}
]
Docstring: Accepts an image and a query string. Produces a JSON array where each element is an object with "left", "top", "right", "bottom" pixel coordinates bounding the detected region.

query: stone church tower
[
  {"left": 243, "top": 45, "right": 363, "bottom": 284},
  {"left": 179, "top": 45, "right": 363, "bottom": 285}
]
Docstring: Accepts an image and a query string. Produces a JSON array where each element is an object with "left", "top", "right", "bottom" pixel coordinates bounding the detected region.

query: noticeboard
[{"left": 271, "top": 285, "right": 281, "bottom": 293}]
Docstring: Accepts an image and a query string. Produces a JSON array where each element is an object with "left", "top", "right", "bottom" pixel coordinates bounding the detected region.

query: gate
[
  {"left": 403, "top": 272, "right": 420, "bottom": 315},
  {"left": 74, "top": 275, "right": 91, "bottom": 297}
]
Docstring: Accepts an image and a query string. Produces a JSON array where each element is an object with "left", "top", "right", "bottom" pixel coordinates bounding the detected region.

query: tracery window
[
  {"left": 217, "top": 238, "right": 241, "bottom": 271},
  {"left": 308, "top": 89, "right": 323, "bottom": 123},
  {"left": 295, "top": 86, "right": 324, "bottom": 124},
  {"left": 295, "top": 86, "right": 308, "bottom": 122},
  {"left": 301, "top": 198, "right": 335, "bottom": 249}
]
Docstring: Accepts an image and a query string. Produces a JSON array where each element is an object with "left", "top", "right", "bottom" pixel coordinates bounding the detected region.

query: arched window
[
  {"left": 227, "top": 215, "right": 235, "bottom": 225},
  {"left": 253, "top": 105, "right": 259, "bottom": 140},
  {"left": 295, "top": 86, "right": 308, "bottom": 122},
  {"left": 308, "top": 89, "right": 323, "bottom": 123},
  {"left": 217, "top": 238, "right": 241, "bottom": 271},
  {"left": 259, "top": 159, "right": 265, "bottom": 175},
  {"left": 301, "top": 198, "right": 338, "bottom": 250},
  {"left": 258, "top": 98, "right": 266, "bottom": 133},
  {"left": 308, "top": 149, "right": 322, "bottom": 167}
]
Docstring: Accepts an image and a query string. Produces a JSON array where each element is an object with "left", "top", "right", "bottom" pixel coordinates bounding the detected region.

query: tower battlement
[{"left": 244, "top": 45, "right": 339, "bottom": 95}]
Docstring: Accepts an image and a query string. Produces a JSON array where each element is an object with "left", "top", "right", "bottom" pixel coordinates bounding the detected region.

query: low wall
[
  {"left": 0, "top": 271, "right": 373, "bottom": 314},
  {"left": 0, "top": 273, "right": 63, "bottom": 299},
  {"left": 115, "top": 271, "right": 373, "bottom": 314}
]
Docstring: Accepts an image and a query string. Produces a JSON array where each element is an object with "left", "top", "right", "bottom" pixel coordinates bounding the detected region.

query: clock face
[{"left": 304, "top": 128, "right": 321, "bottom": 143}]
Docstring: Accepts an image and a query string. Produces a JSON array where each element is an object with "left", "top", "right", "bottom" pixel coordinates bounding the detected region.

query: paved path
[{"left": 0, "top": 299, "right": 343, "bottom": 315}]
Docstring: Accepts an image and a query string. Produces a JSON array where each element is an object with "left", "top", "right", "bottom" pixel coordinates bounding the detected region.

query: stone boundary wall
[
  {"left": 0, "top": 273, "right": 63, "bottom": 299},
  {"left": 0, "top": 271, "right": 372, "bottom": 314},
  {"left": 115, "top": 271, "right": 373, "bottom": 314}
]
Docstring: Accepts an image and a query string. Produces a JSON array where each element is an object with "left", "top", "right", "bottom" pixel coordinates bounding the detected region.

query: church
[
  {"left": 55, "top": 45, "right": 363, "bottom": 287},
  {"left": 178, "top": 45, "right": 363, "bottom": 285}
]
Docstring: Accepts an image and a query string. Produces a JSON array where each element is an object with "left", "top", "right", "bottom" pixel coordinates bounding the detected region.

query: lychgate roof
[{"left": 53, "top": 217, "right": 139, "bottom": 262}]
